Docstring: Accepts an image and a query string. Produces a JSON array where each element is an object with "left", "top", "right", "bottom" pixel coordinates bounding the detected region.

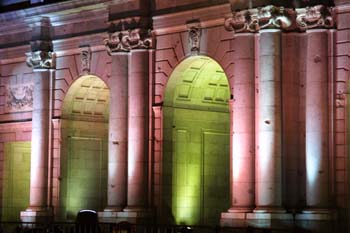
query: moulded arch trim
[
  {"left": 160, "top": 53, "right": 233, "bottom": 105},
  {"left": 69, "top": 72, "right": 111, "bottom": 90},
  {"left": 163, "top": 54, "right": 231, "bottom": 112},
  {"left": 61, "top": 74, "right": 110, "bottom": 122}
]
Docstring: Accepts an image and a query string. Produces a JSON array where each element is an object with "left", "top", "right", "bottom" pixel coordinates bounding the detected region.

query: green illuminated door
[
  {"left": 202, "top": 132, "right": 230, "bottom": 225},
  {"left": 2, "top": 142, "right": 31, "bottom": 221},
  {"left": 65, "top": 137, "right": 107, "bottom": 219},
  {"left": 162, "top": 55, "right": 231, "bottom": 225},
  {"left": 167, "top": 108, "right": 230, "bottom": 225}
]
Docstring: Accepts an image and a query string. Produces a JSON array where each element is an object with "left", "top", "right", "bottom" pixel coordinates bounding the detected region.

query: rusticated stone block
[{"left": 337, "top": 13, "right": 350, "bottom": 29}]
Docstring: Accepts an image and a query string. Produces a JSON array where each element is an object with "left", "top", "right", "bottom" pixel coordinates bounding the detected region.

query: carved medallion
[{"left": 5, "top": 84, "right": 34, "bottom": 112}]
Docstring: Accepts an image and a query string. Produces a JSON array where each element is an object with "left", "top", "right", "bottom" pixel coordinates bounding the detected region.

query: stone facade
[{"left": 0, "top": 0, "right": 350, "bottom": 232}]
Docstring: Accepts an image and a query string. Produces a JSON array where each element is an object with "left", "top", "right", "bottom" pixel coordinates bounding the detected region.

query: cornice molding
[{"left": 225, "top": 5, "right": 334, "bottom": 33}]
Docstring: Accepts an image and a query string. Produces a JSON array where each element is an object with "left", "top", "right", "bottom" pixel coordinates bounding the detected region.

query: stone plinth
[
  {"left": 98, "top": 210, "right": 153, "bottom": 224},
  {"left": 246, "top": 212, "right": 293, "bottom": 229},
  {"left": 20, "top": 208, "right": 53, "bottom": 223},
  {"left": 221, "top": 212, "right": 248, "bottom": 227},
  {"left": 295, "top": 210, "right": 337, "bottom": 233}
]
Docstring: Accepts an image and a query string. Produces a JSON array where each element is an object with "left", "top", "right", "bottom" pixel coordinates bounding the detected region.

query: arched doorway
[
  {"left": 162, "top": 56, "right": 230, "bottom": 225},
  {"left": 60, "top": 75, "right": 109, "bottom": 220}
]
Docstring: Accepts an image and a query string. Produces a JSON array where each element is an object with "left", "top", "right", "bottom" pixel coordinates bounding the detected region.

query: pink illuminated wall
[{"left": 0, "top": 0, "right": 350, "bottom": 231}]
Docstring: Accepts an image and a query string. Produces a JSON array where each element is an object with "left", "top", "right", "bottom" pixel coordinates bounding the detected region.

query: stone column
[
  {"left": 99, "top": 27, "right": 152, "bottom": 223},
  {"left": 282, "top": 33, "right": 302, "bottom": 211},
  {"left": 255, "top": 29, "right": 284, "bottom": 213},
  {"left": 304, "top": 30, "right": 330, "bottom": 211},
  {"left": 228, "top": 34, "right": 255, "bottom": 213},
  {"left": 28, "top": 70, "right": 51, "bottom": 210},
  {"left": 105, "top": 53, "right": 129, "bottom": 212},
  {"left": 21, "top": 17, "right": 54, "bottom": 223},
  {"left": 295, "top": 30, "right": 336, "bottom": 233},
  {"left": 124, "top": 49, "right": 150, "bottom": 211}
]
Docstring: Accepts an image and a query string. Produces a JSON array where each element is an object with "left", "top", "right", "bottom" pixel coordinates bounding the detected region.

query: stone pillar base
[
  {"left": 253, "top": 207, "right": 286, "bottom": 213},
  {"left": 220, "top": 212, "right": 249, "bottom": 227},
  {"left": 246, "top": 212, "right": 293, "bottom": 228},
  {"left": 104, "top": 206, "right": 124, "bottom": 212},
  {"left": 221, "top": 211, "right": 294, "bottom": 228},
  {"left": 98, "top": 209, "right": 153, "bottom": 224},
  {"left": 20, "top": 208, "right": 53, "bottom": 224},
  {"left": 228, "top": 207, "right": 253, "bottom": 213},
  {"left": 295, "top": 210, "right": 337, "bottom": 233}
]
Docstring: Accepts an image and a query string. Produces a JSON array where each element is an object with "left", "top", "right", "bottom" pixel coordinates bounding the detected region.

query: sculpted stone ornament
[
  {"left": 188, "top": 26, "right": 201, "bottom": 55},
  {"left": 296, "top": 5, "right": 334, "bottom": 30},
  {"left": 26, "top": 50, "right": 55, "bottom": 70},
  {"left": 105, "top": 28, "right": 152, "bottom": 54},
  {"left": 6, "top": 84, "right": 34, "bottom": 112},
  {"left": 80, "top": 46, "right": 91, "bottom": 74},
  {"left": 225, "top": 5, "right": 294, "bottom": 32},
  {"left": 225, "top": 4, "right": 334, "bottom": 33}
]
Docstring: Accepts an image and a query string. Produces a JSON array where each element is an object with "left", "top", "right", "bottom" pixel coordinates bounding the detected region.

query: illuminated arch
[
  {"left": 59, "top": 75, "right": 109, "bottom": 220},
  {"left": 162, "top": 55, "right": 230, "bottom": 225},
  {"left": 62, "top": 75, "right": 110, "bottom": 122}
]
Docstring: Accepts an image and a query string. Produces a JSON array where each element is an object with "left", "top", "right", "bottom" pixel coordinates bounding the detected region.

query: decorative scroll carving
[
  {"left": 104, "top": 28, "right": 152, "bottom": 54},
  {"left": 26, "top": 50, "right": 55, "bottom": 70},
  {"left": 80, "top": 46, "right": 91, "bottom": 74},
  {"left": 188, "top": 26, "right": 201, "bottom": 55},
  {"left": 225, "top": 5, "right": 294, "bottom": 32},
  {"left": 225, "top": 4, "right": 334, "bottom": 33},
  {"left": 224, "top": 9, "right": 252, "bottom": 32},
  {"left": 5, "top": 84, "right": 34, "bottom": 112},
  {"left": 296, "top": 5, "right": 334, "bottom": 30}
]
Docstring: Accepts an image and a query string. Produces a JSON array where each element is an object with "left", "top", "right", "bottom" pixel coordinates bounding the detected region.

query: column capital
[
  {"left": 225, "top": 5, "right": 335, "bottom": 33},
  {"left": 26, "top": 16, "right": 55, "bottom": 71},
  {"left": 104, "top": 28, "right": 152, "bottom": 55},
  {"left": 26, "top": 50, "right": 56, "bottom": 71}
]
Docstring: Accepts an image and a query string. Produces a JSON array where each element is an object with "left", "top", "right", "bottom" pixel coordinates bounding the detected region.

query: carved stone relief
[
  {"left": 188, "top": 26, "right": 201, "bottom": 55},
  {"left": 26, "top": 50, "right": 55, "bottom": 70},
  {"left": 296, "top": 5, "right": 334, "bottom": 30},
  {"left": 26, "top": 17, "right": 55, "bottom": 70},
  {"left": 80, "top": 46, "right": 91, "bottom": 74},
  {"left": 225, "top": 4, "right": 334, "bottom": 33},
  {"left": 5, "top": 84, "right": 34, "bottom": 112},
  {"left": 104, "top": 28, "right": 152, "bottom": 54}
]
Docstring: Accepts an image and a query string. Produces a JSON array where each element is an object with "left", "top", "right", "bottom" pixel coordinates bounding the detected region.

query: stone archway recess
[
  {"left": 162, "top": 56, "right": 231, "bottom": 226},
  {"left": 59, "top": 75, "right": 109, "bottom": 220}
]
